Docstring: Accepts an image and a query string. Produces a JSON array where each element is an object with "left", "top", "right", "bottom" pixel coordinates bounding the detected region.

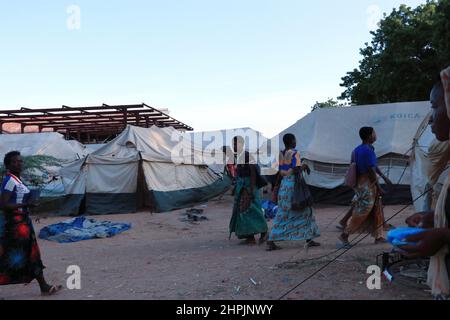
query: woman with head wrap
[
  {"left": 229, "top": 136, "right": 268, "bottom": 245},
  {"left": 403, "top": 67, "right": 450, "bottom": 300}
]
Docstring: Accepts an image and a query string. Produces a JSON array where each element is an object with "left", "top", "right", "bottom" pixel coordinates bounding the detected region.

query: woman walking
[
  {"left": 0, "top": 151, "right": 61, "bottom": 296},
  {"left": 229, "top": 137, "right": 268, "bottom": 245},
  {"left": 339, "top": 127, "right": 390, "bottom": 247},
  {"left": 266, "top": 134, "right": 320, "bottom": 251}
]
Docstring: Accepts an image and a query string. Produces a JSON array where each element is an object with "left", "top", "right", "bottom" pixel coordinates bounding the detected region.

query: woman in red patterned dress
[{"left": 0, "top": 151, "right": 61, "bottom": 296}]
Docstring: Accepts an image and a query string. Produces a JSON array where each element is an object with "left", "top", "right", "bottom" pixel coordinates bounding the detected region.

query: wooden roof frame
[{"left": 0, "top": 103, "right": 193, "bottom": 138}]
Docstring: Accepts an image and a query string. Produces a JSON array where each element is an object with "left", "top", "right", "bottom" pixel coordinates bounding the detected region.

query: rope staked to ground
[{"left": 277, "top": 186, "right": 432, "bottom": 300}]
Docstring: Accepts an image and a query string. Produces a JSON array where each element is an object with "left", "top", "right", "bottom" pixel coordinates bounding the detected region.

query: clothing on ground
[{"left": 39, "top": 217, "right": 131, "bottom": 243}]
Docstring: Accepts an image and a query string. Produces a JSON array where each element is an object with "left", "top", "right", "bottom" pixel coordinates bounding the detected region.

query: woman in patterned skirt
[
  {"left": 0, "top": 151, "right": 61, "bottom": 296},
  {"left": 339, "top": 127, "right": 388, "bottom": 247},
  {"left": 266, "top": 134, "right": 320, "bottom": 251}
]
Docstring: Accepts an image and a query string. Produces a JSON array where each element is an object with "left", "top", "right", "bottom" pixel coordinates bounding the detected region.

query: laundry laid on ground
[
  {"left": 39, "top": 217, "right": 131, "bottom": 243},
  {"left": 180, "top": 208, "right": 208, "bottom": 223}
]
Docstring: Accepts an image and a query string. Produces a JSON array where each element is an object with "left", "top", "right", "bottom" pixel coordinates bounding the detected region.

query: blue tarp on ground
[{"left": 39, "top": 217, "right": 131, "bottom": 243}]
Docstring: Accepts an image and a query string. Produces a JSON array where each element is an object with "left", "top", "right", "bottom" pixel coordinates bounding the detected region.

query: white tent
[
  {"left": 190, "top": 127, "right": 266, "bottom": 152},
  {"left": 0, "top": 132, "right": 88, "bottom": 161},
  {"left": 59, "top": 125, "right": 231, "bottom": 215},
  {"left": 264, "top": 101, "right": 431, "bottom": 204},
  {"left": 84, "top": 143, "right": 106, "bottom": 154}
]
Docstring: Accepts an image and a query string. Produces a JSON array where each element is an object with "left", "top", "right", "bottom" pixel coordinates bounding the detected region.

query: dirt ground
[{"left": 0, "top": 193, "right": 432, "bottom": 300}]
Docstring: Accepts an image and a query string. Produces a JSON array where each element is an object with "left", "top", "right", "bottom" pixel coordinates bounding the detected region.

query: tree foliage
[
  {"left": 340, "top": 0, "right": 450, "bottom": 105},
  {"left": 0, "top": 155, "right": 62, "bottom": 187},
  {"left": 311, "top": 98, "right": 345, "bottom": 112}
]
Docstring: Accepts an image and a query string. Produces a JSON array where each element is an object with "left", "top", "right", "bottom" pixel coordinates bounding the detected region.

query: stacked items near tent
[
  {"left": 59, "top": 125, "right": 231, "bottom": 216},
  {"left": 262, "top": 101, "right": 431, "bottom": 205},
  {"left": 0, "top": 132, "right": 90, "bottom": 212}
]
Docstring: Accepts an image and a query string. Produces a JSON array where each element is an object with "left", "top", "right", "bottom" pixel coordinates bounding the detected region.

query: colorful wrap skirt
[
  {"left": 0, "top": 211, "right": 45, "bottom": 285},
  {"left": 345, "top": 175, "right": 385, "bottom": 239},
  {"left": 269, "top": 174, "right": 320, "bottom": 242},
  {"left": 229, "top": 176, "right": 268, "bottom": 239}
]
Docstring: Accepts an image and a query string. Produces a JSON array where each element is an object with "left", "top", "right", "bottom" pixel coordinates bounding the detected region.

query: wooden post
[
  {"left": 135, "top": 112, "right": 140, "bottom": 126},
  {"left": 123, "top": 107, "right": 128, "bottom": 128},
  {"left": 21, "top": 124, "right": 26, "bottom": 133}
]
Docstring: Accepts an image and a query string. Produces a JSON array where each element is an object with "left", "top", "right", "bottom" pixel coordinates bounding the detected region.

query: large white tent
[
  {"left": 190, "top": 127, "right": 266, "bottom": 152},
  {"left": 0, "top": 132, "right": 88, "bottom": 161},
  {"left": 264, "top": 101, "right": 431, "bottom": 204},
  {"left": 59, "top": 125, "right": 231, "bottom": 216}
]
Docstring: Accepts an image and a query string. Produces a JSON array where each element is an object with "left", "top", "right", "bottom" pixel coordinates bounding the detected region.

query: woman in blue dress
[
  {"left": 266, "top": 134, "right": 320, "bottom": 251},
  {"left": 0, "top": 151, "right": 61, "bottom": 296}
]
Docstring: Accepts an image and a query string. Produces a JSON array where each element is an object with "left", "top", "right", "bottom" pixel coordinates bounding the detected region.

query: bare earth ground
[{"left": 0, "top": 193, "right": 432, "bottom": 300}]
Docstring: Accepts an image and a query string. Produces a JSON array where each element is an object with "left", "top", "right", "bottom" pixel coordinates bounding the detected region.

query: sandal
[
  {"left": 41, "top": 285, "right": 63, "bottom": 297},
  {"left": 266, "top": 242, "right": 282, "bottom": 251},
  {"left": 306, "top": 240, "right": 321, "bottom": 248},
  {"left": 337, "top": 235, "right": 352, "bottom": 249}
]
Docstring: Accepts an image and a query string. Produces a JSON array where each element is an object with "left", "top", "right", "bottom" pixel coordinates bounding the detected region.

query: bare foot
[
  {"left": 338, "top": 234, "right": 349, "bottom": 245},
  {"left": 41, "top": 284, "right": 63, "bottom": 297},
  {"left": 259, "top": 233, "right": 268, "bottom": 245}
]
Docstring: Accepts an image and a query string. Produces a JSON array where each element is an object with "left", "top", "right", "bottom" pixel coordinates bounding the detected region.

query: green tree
[
  {"left": 0, "top": 155, "right": 62, "bottom": 187},
  {"left": 340, "top": 0, "right": 450, "bottom": 105},
  {"left": 311, "top": 98, "right": 345, "bottom": 112}
]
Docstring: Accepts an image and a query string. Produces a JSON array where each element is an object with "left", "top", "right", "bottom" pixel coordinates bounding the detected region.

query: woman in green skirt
[{"left": 229, "top": 136, "right": 268, "bottom": 245}]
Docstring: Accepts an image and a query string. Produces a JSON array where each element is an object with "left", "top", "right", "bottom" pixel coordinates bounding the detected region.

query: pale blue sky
[{"left": 0, "top": 0, "right": 425, "bottom": 137}]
